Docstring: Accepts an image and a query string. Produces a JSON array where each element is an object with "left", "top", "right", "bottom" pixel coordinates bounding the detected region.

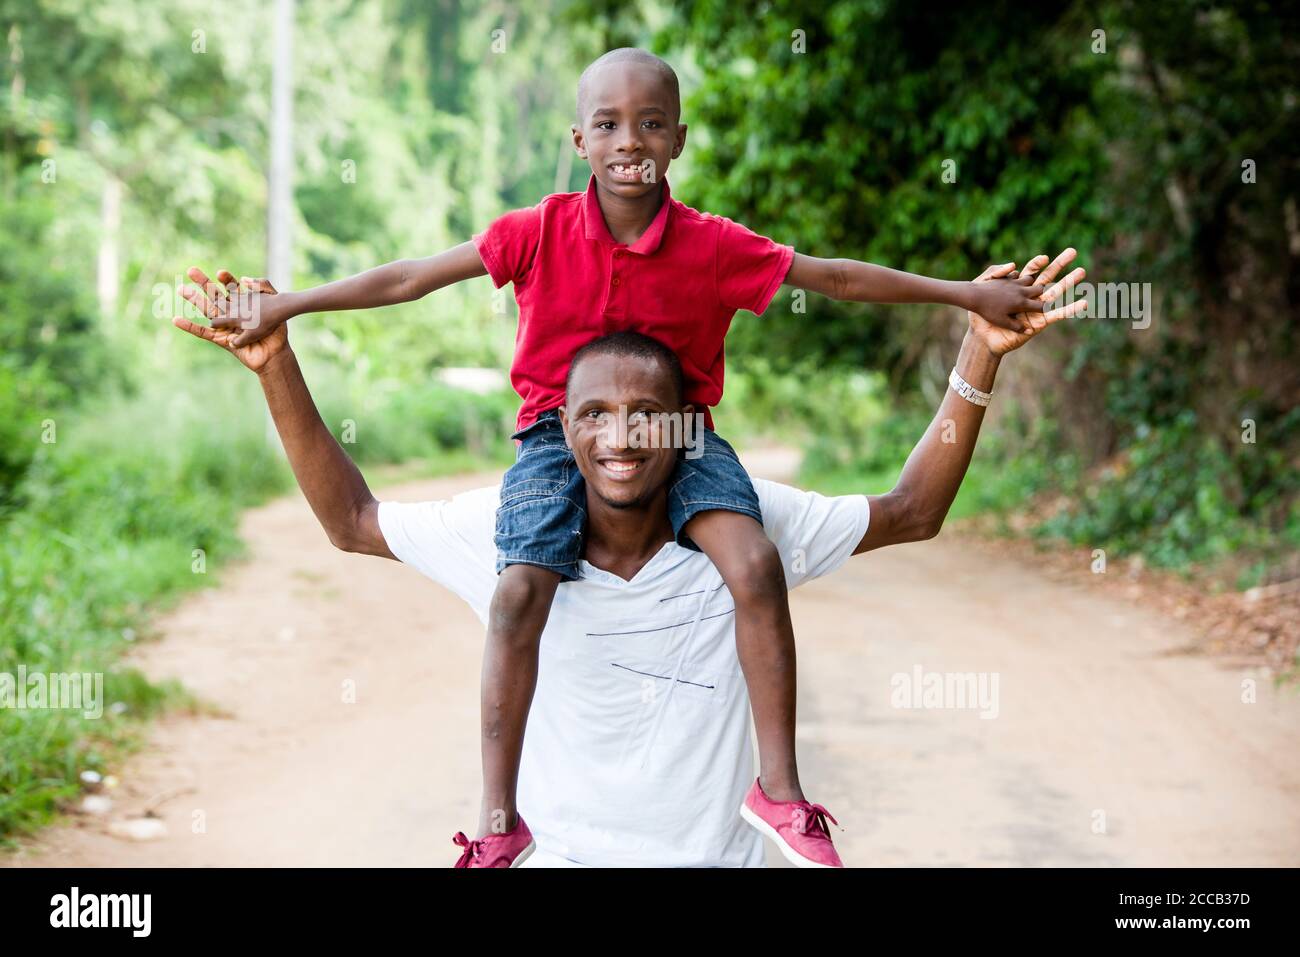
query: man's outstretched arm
[
  {"left": 256, "top": 348, "right": 395, "bottom": 559},
  {"left": 854, "top": 250, "right": 1087, "bottom": 555},
  {"left": 173, "top": 270, "right": 395, "bottom": 559}
]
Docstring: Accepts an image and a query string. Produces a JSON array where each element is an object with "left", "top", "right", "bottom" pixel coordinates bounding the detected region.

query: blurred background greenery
[{"left": 1, "top": 0, "right": 1296, "bottom": 838}]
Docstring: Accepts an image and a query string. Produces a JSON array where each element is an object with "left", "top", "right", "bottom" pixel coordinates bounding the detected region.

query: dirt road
[{"left": 6, "top": 453, "right": 1298, "bottom": 867}]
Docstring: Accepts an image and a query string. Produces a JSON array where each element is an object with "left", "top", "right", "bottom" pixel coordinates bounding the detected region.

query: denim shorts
[{"left": 495, "top": 409, "right": 762, "bottom": 581}]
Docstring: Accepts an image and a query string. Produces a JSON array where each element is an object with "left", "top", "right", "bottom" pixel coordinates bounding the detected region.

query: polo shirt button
[{"left": 612, "top": 277, "right": 620, "bottom": 286}]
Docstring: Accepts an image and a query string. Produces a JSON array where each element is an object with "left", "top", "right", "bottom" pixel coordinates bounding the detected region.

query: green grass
[
  {"left": 0, "top": 364, "right": 516, "bottom": 843},
  {"left": 800, "top": 459, "right": 1018, "bottom": 521},
  {"left": 796, "top": 401, "right": 1299, "bottom": 591}
]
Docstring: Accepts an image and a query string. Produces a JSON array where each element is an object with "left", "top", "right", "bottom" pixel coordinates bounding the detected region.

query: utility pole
[
  {"left": 267, "top": 0, "right": 294, "bottom": 292},
  {"left": 265, "top": 0, "right": 294, "bottom": 445}
]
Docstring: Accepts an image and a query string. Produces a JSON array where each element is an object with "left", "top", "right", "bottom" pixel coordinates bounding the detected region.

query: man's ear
[
  {"left": 558, "top": 405, "right": 573, "bottom": 448},
  {"left": 571, "top": 125, "right": 588, "bottom": 159}
]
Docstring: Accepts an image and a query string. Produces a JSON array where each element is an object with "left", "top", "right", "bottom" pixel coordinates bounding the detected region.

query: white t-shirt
[{"left": 378, "top": 478, "right": 869, "bottom": 867}]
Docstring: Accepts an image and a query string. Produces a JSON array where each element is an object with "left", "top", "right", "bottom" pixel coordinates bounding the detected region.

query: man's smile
[{"left": 596, "top": 455, "right": 648, "bottom": 480}]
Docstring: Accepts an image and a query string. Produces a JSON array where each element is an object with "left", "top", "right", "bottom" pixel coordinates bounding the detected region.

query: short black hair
[
  {"left": 575, "top": 47, "right": 680, "bottom": 124},
  {"left": 565, "top": 330, "right": 686, "bottom": 405}
]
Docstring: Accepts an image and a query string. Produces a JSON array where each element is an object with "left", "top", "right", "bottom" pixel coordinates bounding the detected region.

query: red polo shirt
[{"left": 473, "top": 176, "right": 794, "bottom": 432}]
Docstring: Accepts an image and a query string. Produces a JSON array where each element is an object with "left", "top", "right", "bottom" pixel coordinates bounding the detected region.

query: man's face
[
  {"left": 572, "top": 62, "right": 687, "bottom": 200},
  {"left": 560, "top": 352, "right": 692, "bottom": 510}
]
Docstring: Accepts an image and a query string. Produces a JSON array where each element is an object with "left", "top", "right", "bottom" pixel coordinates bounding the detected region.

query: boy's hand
[
  {"left": 965, "top": 272, "right": 1051, "bottom": 332},
  {"left": 967, "top": 249, "right": 1087, "bottom": 357},
  {"left": 175, "top": 269, "right": 291, "bottom": 373},
  {"left": 182, "top": 266, "right": 295, "bottom": 347}
]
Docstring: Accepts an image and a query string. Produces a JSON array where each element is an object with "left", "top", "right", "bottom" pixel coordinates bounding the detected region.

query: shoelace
[
  {"left": 451, "top": 831, "right": 483, "bottom": 868},
  {"left": 792, "top": 802, "right": 839, "bottom": 840}
]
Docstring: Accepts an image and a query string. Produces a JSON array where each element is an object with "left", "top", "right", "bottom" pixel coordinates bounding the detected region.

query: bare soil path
[{"left": 6, "top": 452, "right": 1297, "bottom": 867}]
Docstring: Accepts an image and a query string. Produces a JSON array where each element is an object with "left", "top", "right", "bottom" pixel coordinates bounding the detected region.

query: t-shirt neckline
[{"left": 576, "top": 539, "right": 685, "bottom": 587}]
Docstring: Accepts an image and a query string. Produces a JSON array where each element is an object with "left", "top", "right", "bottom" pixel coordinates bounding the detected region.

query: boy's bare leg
[
  {"left": 681, "top": 510, "right": 804, "bottom": 803},
  {"left": 478, "top": 562, "right": 561, "bottom": 837}
]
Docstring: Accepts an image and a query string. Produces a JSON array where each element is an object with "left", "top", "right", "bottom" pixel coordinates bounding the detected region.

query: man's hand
[
  {"left": 967, "top": 248, "right": 1087, "bottom": 356},
  {"left": 963, "top": 272, "right": 1057, "bottom": 333},
  {"left": 851, "top": 247, "right": 1087, "bottom": 556},
  {"left": 174, "top": 269, "right": 291, "bottom": 372},
  {"left": 180, "top": 266, "right": 296, "bottom": 347}
]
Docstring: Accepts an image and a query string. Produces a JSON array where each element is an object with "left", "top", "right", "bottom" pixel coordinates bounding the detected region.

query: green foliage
[
  {"left": 0, "top": 192, "right": 109, "bottom": 502},
  {"left": 0, "top": 368, "right": 287, "bottom": 837},
  {"left": 306, "top": 361, "right": 519, "bottom": 466},
  {"left": 0, "top": 359, "right": 514, "bottom": 839},
  {"left": 655, "top": 0, "right": 1110, "bottom": 373},
  {"left": 1040, "top": 411, "right": 1300, "bottom": 575},
  {"left": 634, "top": 0, "right": 1299, "bottom": 576},
  {"left": 0, "top": 0, "right": 577, "bottom": 839},
  {"left": 2, "top": 0, "right": 1295, "bottom": 838}
]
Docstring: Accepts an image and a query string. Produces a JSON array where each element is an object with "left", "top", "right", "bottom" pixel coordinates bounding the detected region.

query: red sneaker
[
  {"left": 452, "top": 816, "right": 536, "bottom": 868},
  {"left": 739, "top": 778, "right": 844, "bottom": 868}
]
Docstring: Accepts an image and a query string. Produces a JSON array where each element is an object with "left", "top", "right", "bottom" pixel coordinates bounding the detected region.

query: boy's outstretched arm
[
  {"left": 785, "top": 251, "right": 1048, "bottom": 333},
  {"left": 174, "top": 270, "right": 396, "bottom": 559},
  {"left": 200, "top": 241, "right": 487, "bottom": 346}
]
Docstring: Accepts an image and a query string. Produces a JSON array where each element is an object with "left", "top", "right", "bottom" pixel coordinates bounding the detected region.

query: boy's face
[{"left": 572, "top": 62, "right": 687, "bottom": 201}]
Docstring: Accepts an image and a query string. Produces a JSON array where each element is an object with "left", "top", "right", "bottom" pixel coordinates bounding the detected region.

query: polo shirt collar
[{"left": 581, "top": 174, "right": 672, "bottom": 255}]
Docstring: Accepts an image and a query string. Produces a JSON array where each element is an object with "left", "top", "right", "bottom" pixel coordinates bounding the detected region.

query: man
[{"left": 173, "top": 250, "right": 1084, "bottom": 867}]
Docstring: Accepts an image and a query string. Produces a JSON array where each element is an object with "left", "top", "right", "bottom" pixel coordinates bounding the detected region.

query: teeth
[{"left": 604, "top": 460, "right": 640, "bottom": 472}]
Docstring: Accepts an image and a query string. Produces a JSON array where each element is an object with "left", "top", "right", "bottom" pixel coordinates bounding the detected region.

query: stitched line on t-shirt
[
  {"left": 609, "top": 663, "right": 715, "bottom": 690},
  {"left": 658, "top": 582, "right": 728, "bottom": 604},
  {"left": 586, "top": 608, "right": 734, "bottom": 638}
]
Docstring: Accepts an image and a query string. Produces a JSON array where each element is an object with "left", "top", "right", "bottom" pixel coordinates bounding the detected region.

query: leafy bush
[
  {"left": 0, "top": 360, "right": 514, "bottom": 840},
  {"left": 1039, "top": 411, "right": 1300, "bottom": 578},
  {"left": 0, "top": 369, "right": 287, "bottom": 838}
]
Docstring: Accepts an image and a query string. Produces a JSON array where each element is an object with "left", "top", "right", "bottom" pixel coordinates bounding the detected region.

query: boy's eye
[
  {"left": 641, "top": 121, "right": 660, "bottom": 129},
  {"left": 596, "top": 121, "right": 615, "bottom": 131}
]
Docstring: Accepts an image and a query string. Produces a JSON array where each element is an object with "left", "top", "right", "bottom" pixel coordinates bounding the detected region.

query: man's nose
[{"left": 597, "top": 411, "right": 631, "bottom": 450}]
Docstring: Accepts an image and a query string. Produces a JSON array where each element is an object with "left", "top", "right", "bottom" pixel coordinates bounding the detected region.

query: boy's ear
[
  {"left": 571, "top": 125, "right": 588, "bottom": 159},
  {"left": 672, "top": 123, "right": 687, "bottom": 159}
]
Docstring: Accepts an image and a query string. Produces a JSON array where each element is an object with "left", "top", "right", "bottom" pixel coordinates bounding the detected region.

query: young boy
[{"left": 195, "top": 48, "right": 1049, "bottom": 868}]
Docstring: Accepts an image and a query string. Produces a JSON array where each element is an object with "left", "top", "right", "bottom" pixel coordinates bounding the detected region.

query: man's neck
[
  {"left": 581, "top": 488, "right": 676, "bottom": 582},
  {"left": 595, "top": 180, "right": 665, "bottom": 246}
]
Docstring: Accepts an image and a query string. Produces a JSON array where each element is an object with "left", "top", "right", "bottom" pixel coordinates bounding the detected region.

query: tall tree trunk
[{"left": 97, "top": 174, "right": 122, "bottom": 324}]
